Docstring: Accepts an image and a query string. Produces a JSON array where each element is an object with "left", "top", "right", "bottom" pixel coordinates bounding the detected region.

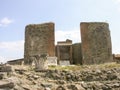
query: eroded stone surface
[
  {"left": 47, "top": 57, "right": 57, "bottom": 66},
  {"left": 24, "top": 22, "right": 55, "bottom": 64},
  {"left": 72, "top": 43, "right": 82, "bottom": 64},
  {"left": 56, "top": 39, "right": 73, "bottom": 64},
  {"left": 80, "top": 22, "right": 113, "bottom": 64},
  {"left": 0, "top": 64, "right": 120, "bottom": 90}
]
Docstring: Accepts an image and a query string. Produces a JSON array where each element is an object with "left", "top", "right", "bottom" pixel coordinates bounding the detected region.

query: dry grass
[
  {"left": 9, "top": 62, "right": 120, "bottom": 71},
  {"left": 49, "top": 62, "right": 120, "bottom": 71}
]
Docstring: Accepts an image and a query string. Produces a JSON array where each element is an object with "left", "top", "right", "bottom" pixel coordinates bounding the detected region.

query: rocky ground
[{"left": 0, "top": 63, "right": 120, "bottom": 90}]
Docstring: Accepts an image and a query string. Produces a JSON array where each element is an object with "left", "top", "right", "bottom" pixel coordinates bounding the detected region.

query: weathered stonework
[
  {"left": 56, "top": 39, "right": 73, "bottom": 64},
  {"left": 24, "top": 22, "right": 55, "bottom": 64},
  {"left": 7, "top": 58, "right": 24, "bottom": 65},
  {"left": 72, "top": 43, "right": 82, "bottom": 64},
  {"left": 113, "top": 54, "right": 120, "bottom": 63},
  {"left": 80, "top": 22, "right": 113, "bottom": 64}
]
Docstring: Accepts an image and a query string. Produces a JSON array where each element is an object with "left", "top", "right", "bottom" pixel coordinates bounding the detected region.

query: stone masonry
[
  {"left": 24, "top": 22, "right": 55, "bottom": 64},
  {"left": 56, "top": 39, "right": 73, "bottom": 64},
  {"left": 72, "top": 43, "right": 82, "bottom": 65},
  {"left": 80, "top": 22, "right": 113, "bottom": 64}
]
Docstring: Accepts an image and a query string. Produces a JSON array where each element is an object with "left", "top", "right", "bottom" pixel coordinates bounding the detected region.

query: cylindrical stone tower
[
  {"left": 24, "top": 22, "right": 55, "bottom": 64},
  {"left": 80, "top": 22, "right": 113, "bottom": 65}
]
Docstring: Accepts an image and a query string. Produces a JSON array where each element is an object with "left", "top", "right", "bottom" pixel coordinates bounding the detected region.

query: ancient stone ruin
[
  {"left": 113, "top": 54, "right": 120, "bottom": 63},
  {"left": 7, "top": 22, "right": 114, "bottom": 66},
  {"left": 80, "top": 22, "right": 113, "bottom": 64},
  {"left": 32, "top": 54, "right": 48, "bottom": 71},
  {"left": 24, "top": 22, "right": 55, "bottom": 64},
  {"left": 56, "top": 39, "right": 73, "bottom": 64},
  {"left": 2, "top": 22, "right": 120, "bottom": 90},
  {"left": 72, "top": 43, "right": 82, "bottom": 64}
]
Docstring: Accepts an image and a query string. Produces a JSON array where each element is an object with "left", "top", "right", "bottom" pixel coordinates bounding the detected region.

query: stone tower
[
  {"left": 24, "top": 22, "right": 55, "bottom": 64},
  {"left": 80, "top": 22, "right": 113, "bottom": 64}
]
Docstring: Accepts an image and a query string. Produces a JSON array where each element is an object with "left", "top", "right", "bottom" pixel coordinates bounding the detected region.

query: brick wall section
[
  {"left": 72, "top": 43, "right": 82, "bottom": 65},
  {"left": 24, "top": 22, "right": 55, "bottom": 64},
  {"left": 80, "top": 22, "right": 113, "bottom": 64}
]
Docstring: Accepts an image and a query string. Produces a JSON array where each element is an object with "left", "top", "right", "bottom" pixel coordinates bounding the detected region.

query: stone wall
[
  {"left": 72, "top": 43, "right": 82, "bottom": 64},
  {"left": 80, "top": 22, "right": 113, "bottom": 64},
  {"left": 56, "top": 39, "right": 73, "bottom": 64},
  {"left": 56, "top": 46, "right": 72, "bottom": 64},
  {"left": 7, "top": 58, "right": 24, "bottom": 65},
  {"left": 24, "top": 22, "right": 55, "bottom": 64},
  {"left": 59, "top": 46, "right": 71, "bottom": 60},
  {"left": 113, "top": 54, "right": 120, "bottom": 63}
]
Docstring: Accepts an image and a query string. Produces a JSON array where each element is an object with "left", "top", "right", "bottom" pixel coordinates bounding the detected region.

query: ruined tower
[
  {"left": 80, "top": 22, "right": 113, "bottom": 64},
  {"left": 24, "top": 22, "right": 55, "bottom": 64}
]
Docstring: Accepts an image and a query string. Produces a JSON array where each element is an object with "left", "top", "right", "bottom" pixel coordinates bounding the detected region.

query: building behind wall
[
  {"left": 56, "top": 39, "right": 73, "bottom": 64},
  {"left": 24, "top": 22, "right": 55, "bottom": 64},
  {"left": 80, "top": 22, "right": 113, "bottom": 65},
  {"left": 7, "top": 58, "right": 24, "bottom": 65}
]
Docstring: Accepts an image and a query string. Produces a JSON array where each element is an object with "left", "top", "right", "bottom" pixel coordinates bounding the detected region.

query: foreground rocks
[{"left": 0, "top": 64, "right": 120, "bottom": 90}]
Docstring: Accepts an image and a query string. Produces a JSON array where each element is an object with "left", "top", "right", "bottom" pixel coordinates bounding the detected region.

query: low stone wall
[
  {"left": 113, "top": 54, "right": 120, "bottom": 63},
  {"left": 7, "top": 58, "right": 24, "bottom": 65},
  {"left": 47, "top": 57, "right": 57, "bottom": 66}
]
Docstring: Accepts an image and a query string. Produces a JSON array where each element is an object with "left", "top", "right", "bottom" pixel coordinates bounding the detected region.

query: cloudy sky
[{"left": 0, "top": 0, "right": 120, "bottom": 63}]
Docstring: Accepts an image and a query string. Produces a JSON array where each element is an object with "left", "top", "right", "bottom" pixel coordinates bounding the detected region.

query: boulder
[{"left": 0, "top": 80, "right": 14, "bottom": 89}]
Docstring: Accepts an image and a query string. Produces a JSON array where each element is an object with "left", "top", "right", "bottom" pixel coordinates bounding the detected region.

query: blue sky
[{"left": 0, "top": 0, "right": 120, "bottom": 62}]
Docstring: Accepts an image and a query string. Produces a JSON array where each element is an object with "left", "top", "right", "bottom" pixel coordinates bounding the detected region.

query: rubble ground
[{"left": 0, "top": 62, "right": 120, "bottom": 90}]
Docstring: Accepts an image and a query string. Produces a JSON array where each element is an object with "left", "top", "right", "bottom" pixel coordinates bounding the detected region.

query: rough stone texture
[
  {"left": 80, "top": 22, "right": 113, "bottom": 64},
  {"left": 0, "top": 64, "right": 120, "bottom": 90},
  {"left": 0, "top": 80, "right": 14, "bottom": 89},
  {"left": 47, "top": 57, "right": 57, "bottom": 66},
  {"left": 59, "top": 61, "right": 70, "bottom": 66},
  {"left": 0, "top": 65, "right": 12, "bottom": 72},
  {"left": 31, "top": 54, "right": 48, "bottom": 71},
  {"left": 24, "top": 22, "right": 55, "bottom": 64},
  {"left": 56, "top": 39, "right": 73, "bottom": 64},
  {"left": 72, "top": 43, "right": 82, "bottom": 64}
]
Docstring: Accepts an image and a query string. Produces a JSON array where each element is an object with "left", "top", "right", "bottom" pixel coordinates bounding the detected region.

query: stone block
[
  {"left": 80, "top": 22, "right": 113, "bottom": 64},
  {"left": 47, "top": 57, "right": 57, "bottom": 66},
  {"left": 59, "top": 60, "right": 70, "bottom": 66},
  {"left": 0, "top": 80, "right": 14, "bottom": 89}
]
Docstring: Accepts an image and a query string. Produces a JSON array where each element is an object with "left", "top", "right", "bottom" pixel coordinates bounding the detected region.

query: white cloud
[
  {"left": 55, "top": 29, "right": 81, "bottom": 44},
  {"left": 0, "top": 40, "right": 24, "bottom": 51},
  {"left": 0, "top": 40, "right": 24, "bottom": 63},
  {"left": 0, "top": 17, "right": 14, "bottom": 27}
]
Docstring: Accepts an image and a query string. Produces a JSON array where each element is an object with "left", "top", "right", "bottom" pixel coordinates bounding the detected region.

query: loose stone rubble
[{"left": 0, "top": 64, "right": 120, "bottom": 90}]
